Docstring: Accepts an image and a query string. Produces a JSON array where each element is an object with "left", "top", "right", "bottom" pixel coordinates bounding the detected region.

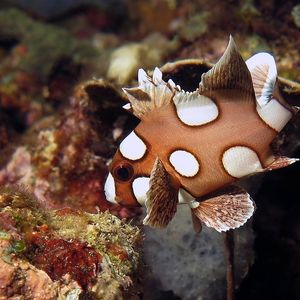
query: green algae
[
  {"left": 50, "top": 211, "right": 141, "bottom": 281},
  {"left": 0, "top": 8, "right": 98, "bottom": 80},
  {"left": 11, "top": 240, "right": 26, "bottom": 253},
  {"left": 179, "top": 13, "right": 209, "bottom": 42},
  {"left": 0, "top": 230, "right": 11, "bottom": 240},
  {"left": 237, "top": 0, "right": 261, "bottom": 25},
  {"left": 238, "top": 35, "right": 270, "bottom": 59},
  {"left": 0, "top": 186, "right": 141, "bottom": 296},
  {"left": 0, "top": 186, "right": 47, "bottom": 232}
]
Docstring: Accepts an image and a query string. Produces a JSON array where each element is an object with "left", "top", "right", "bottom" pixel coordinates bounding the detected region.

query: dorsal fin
[
  {"left": 246, "top": 53, "right": 277, "bottom": 106},
  {"left": 199, "top": 36, "right": 255, "bottom": 101},
  {"left": 122, "top": 67, "right": 176, "bottom": 119}
]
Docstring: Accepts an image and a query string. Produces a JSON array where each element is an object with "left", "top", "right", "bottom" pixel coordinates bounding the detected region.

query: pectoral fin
[
  {"left": 143, "top": 158, "right": 178, "bottom": 228},
  {"left": 192, "top": 185, "right": 255, "bottom": 232},
  {"left": 266, "top": 156, "right": 299, "bottom": 171}
]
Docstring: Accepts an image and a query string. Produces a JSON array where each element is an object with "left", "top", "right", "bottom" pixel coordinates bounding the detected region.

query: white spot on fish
[
  {"left": 132, "top": 177, "right": 150, "bottom": 206},
  {"left": 104, "top": 173, "right": 117, "bottom": 204},
  {"left": 256, "top": 99, "right": 292, "bottom": 132},
  {"left": 189, "top": 201, "right": 199, "bottom": 209},
  {"left": 119, "top": 131, "right": 147, "bottom": 160},
  {"left": 173, "top": 91, "right": 219, "bottom": 126},
  {"left": 222, "top": 146, "right": 263, "bottom": 178},
  {"left": 169, "top": 150, "right": 199, "bottom": 177}
]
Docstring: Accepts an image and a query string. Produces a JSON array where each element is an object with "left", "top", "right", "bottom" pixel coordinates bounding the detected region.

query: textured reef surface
[
  {"left": 0, "top": 0, "right": 300, "bottom": 299},
  {"left": 0, "top": 187, "right": 141, "bottom": 299}
]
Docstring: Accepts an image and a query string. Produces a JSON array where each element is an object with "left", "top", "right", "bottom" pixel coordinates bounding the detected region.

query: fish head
[
  {"left": 104, "top": 133, "right": 154, "bottom": 207},
  {"left": 104, "top": 65, "right": 178, "bottom": 208}
]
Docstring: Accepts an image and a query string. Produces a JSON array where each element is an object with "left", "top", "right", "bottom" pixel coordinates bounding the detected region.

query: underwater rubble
[{"left": 0, "top": 187, "right": 141, "bottom": 299}]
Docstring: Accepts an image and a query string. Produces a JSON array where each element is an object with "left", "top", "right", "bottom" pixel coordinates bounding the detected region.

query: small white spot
[
  {"left": 132, "top": 177, "right": 150, "bottom": 206},
  {"left": 168, "top": 79, "right": 176, "bottom": 88},
  {"left": 112, "top": 128, "right": 123, "bottom": 141},
  {"left": 169, "top": 150, "right": 199, "bottom": 177},
  {"left": 222, "top": 146, "right": 263, "bottom": 178},
  {"left": 104, "top": 173, "right": 117, "bottom": 204},
  {"left": 138, "top": 68, "right": 151, "bottom": 86},
  {"left": 189, "top": 201, "right": 199, "bottom": 209},
  {"left": 122, "top": 103, "right": 131, "bottom": 110},
  {"left": 178, "top": 188, "right": 195, "bottom": 203},
  {"left": 119, "top": 131, "right": 147, "bottom": 160},
  {"left": 257, "top": 99, "right": 292, "bottom": 132},
  {"left": 173, "top": 91, "right": 218, "bottom": 126}
]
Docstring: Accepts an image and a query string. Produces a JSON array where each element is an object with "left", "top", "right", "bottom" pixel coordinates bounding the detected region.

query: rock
[
  {"left": 4, "top": 0, "right": 126, "bottom": 19},
  {"left": 0, "top": 9, "right": 97, "bottom": 80},
  {"left": 143, "top": 205, "right": 254, "bottom": 300},
  {"left": 0, "top": 188, "right": 142, "bottom": 299},
  {"left": 292, "top": 5, "right": 300, "bottom": 28},
  {"left": 107, "top": 33, "right": 178, "bottom": 85}
]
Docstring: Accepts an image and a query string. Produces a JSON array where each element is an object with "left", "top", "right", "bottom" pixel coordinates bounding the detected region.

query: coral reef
[
  {"left": 0, "top": 1, "right": 299, "bottom": 299},
  {"left": 107, "top": 33, "right": 178, "bottom": 85},
  {"left": 0, "top": 79, "right": 138, "bottom": 217},
  {"left": 0, "top": 187, "right": 141, "bottom": 299},
  {"left": 4, "top": 0, "right": 126, "bottom": 20},
  {"left": 0, "top": 9, "right": 97, "bottom": 80}
]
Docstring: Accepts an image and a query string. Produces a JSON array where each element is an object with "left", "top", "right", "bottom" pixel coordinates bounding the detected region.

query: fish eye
[{"left": 113, "top": 163, "right": 134, "bottom": 182}]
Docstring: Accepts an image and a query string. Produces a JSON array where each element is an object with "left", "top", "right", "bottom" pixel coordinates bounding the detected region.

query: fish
[{"left": 104, "top": 36, "right": 298, "bottom": 232}]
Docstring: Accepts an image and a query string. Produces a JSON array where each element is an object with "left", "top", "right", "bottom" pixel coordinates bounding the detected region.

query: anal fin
[{"left": 192, "top": 186, "right": 255, "bottom": 232}]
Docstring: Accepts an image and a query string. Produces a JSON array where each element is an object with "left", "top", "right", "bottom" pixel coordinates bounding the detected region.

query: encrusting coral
[
  {"left": 0, "top": 9, "right": 97, "bottom": 81},
  {"left": 0, "top": 186, "right": 141, "bottom": 299},
  {"left": 0, "top": 79, "right": 138, "bottom": 218}
]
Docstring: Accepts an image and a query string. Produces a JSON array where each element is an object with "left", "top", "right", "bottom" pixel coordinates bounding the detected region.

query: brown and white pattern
[
  {"left": 169, "top": 150, "right": 200, "bottom": 177},
  {"left": 143, "top": 158, "right": 178, "bottom": 228},
  {"left": 104, "top": 36, "right": 297, "bottom": 232},
  {"left": 132, "top": 176, "right": 150, "bottom": 205},
  {"left": 222, "top": 146, "right": 263, "bottom": 178},
  {"left": 119, "top": 131, "right": 147, "bottom": 160},
  {"left": 246, "top": 52, "right": 293, "bottom": 132},
  {"left": 192, "top": 186, "right": 254, "bottom": 232},
  {"left": 246, "top": 52, "right": 277, "bottom": 106},
  {"left": 173, "top": 91, "right": 219, "bottom": 126},
  {"left": 256, "top": 99, "right": 292, "bottom": 132},
  {"left": 122, "top": 67, "right": 176, "bottom": 119}
]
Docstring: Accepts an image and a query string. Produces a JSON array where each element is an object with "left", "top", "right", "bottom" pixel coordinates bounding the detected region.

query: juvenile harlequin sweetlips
[{"left": 104, "top": 36, "right": 298, "bottom": 232}]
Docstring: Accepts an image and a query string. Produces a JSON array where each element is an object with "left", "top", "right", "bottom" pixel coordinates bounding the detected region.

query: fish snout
[{"left": 104, "top": 173, "right": 117, "bottom": 204}]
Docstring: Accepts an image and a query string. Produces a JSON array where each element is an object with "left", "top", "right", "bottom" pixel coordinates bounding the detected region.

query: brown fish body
[
  {"left": 104, "top": 36, "right": 298, "bottom": 231},
  {"left": 135, "top": 96, "right": 277, "bottom": 198}
]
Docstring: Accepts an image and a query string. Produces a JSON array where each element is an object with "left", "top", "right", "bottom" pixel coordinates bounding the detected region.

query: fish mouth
[{"left": 104, "top": 173, "right": 117, "bottom": 204}]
